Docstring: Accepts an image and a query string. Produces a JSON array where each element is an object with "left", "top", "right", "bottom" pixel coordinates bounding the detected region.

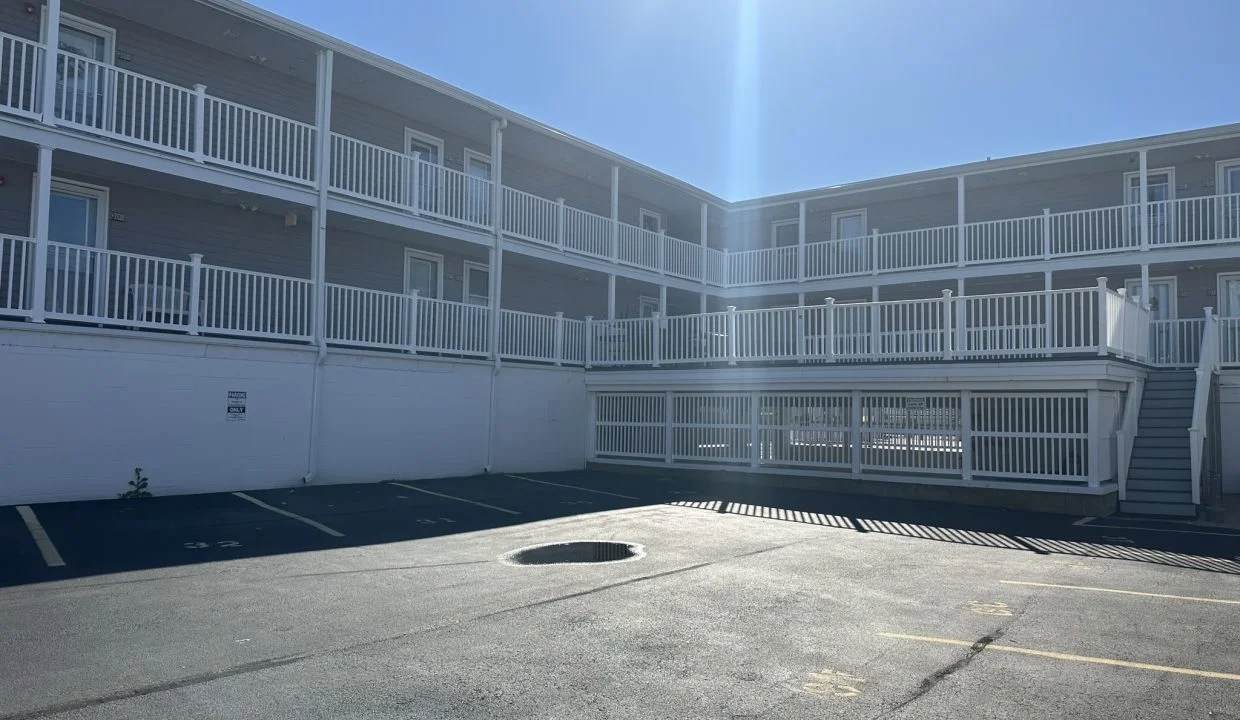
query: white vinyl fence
[{"left": 591, "top": 390, "right": 1099, "bottom": 486}]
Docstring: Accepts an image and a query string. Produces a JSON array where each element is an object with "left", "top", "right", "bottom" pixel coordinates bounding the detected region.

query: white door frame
[
  {"left": 638, "top": 208, "right": 662, "bottom": 234},
  {"left": 41, "top": 11, "right": 118, "bottom": 64},
  {"left": 403, "top": 128, "right": 443, "bottom": 164},
  {"left": 638, "top": 295, "right": 659, "bottom": 318},
  {"left": 1122, "top": 167, "right": 1176, "bottom": 201},
  {"left": 402, "top": 248, "right": 443, "bottom": 299},
  {"left": 1217, "top": 272, "right": 1240, "bottom": 317},
  {"left": 462, "top": 260, "right": 489, "bottom": 305},
  {"left": 830, "top": 209, "right": 867, "bottom": 240},
  {"left": 770, "top": 218, "right": 799, "bottom": 248},
  {"left": 31, "top": 176, "right": 111, "bottom": 249},
  {"left": 1124, "top": 275, "right": 1177, "bottom": 319}
]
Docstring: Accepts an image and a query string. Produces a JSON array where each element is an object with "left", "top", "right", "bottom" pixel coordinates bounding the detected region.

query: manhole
[{"left": 499, "top": 541, "right": 645, "bottom": 566}]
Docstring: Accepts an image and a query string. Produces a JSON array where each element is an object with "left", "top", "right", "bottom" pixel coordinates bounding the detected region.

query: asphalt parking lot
[{"left": 2, "top": 470, "right": 1239, "bottom": 719}]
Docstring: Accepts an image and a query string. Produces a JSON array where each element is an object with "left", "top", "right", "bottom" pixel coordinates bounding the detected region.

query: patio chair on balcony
[{"left": 127, "top": 283, "right": 195, "bottom": 328}]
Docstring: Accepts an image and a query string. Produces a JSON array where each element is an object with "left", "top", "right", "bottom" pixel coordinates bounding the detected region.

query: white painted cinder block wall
[
  {"left": 0, "top": 325, "right": 587, "bottom": 505},
  {"left": 1220, "top": 371, "right": 1240, "bottom": 495}
]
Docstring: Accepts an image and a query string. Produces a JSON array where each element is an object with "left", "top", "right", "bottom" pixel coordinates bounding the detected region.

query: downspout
[
  {"left": 303, "top": 49, "right": 333, "bottom": 484},
  {"left": 484, "top": 117, "right": 507, "bottom": 473}
]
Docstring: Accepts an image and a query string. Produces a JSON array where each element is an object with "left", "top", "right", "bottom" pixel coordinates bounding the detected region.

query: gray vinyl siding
[
  {"left": 57, "top": 2, "right": 317, "bottom": 124},
  {"left": 0, "top": 159, "right": 33, "bottom": 236},
  {"left": 965, "top": 169, "right": 1118, "bottom": 221}
]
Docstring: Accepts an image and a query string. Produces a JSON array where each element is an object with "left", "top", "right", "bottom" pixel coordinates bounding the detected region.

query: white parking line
[
  {"left": 1072, "top": 516, "right": 1096, "bottom": 526},
  {"left": 389, "top": 481, "right": 521, "bottom": 515},
  {"left": 15, "top": 506, "right": 66, "bottom": 567},
  {"left": 1075, "top": 517, "right": 1240, "bottom": 537},
  {"left": 506, "top": 474, "right": 640, "bottom": 500},
  {"left": 231, "top": 492, "right": 345, "bottom": 537}
]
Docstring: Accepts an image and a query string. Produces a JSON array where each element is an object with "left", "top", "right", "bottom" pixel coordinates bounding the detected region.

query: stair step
[
  {"left": 1140, "top": 397, "right": 1196, "bottom": 409},
  {"left": 1119, "top": 501, "right": 1197, "bottom": 517},
  {"left": 1125, "top": 489, "right": 1194, "bottom": 504},
  {"left": 1132, "top": 434, "right": 1188, "bottom": 446},
  {"left": 1142, "top": 381, "right": 1197, "bottom": 391},
  {"left": 1138, "top": 417, "right": 1191, "bottom": 429},
  {"left": 1131, "top": 446, "right": 1190, "bottom": 460},
  {"left": 1127, "top": 478, "right": 1192, "bottom": 492},
  {"left": 1139, "top": 407, "right": 1196, "bottom": 419},
  {"left": 1148, "top": 371, "right": 1196, "bottom": 380},
  {"left": 1142, "top": 389, "right": 1195, "bottom": 400},
  {"left": 1128, "top": 467, "right": 1192, "bottom": 481}
]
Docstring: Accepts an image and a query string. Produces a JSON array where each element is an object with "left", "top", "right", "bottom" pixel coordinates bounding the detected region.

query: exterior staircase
[{"left": 1120, "top": 369, "right": 1197, "bottom": 517}]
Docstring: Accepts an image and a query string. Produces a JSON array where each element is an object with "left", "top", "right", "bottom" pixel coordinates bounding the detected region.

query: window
[
  {"left": 1123, "top": 168, "right": 1175, "bottom": 245},
  {"left": 832, "top": 210, "right": 867, "bottom": 240},
  {"left": 463, "top": 149, "right": 492, "bottom": 226},
  {"left": 44, "top": 13, "right": 116, "bottom": 129},
  {"left": 32, "top": 178, "right": 109, "bottom": 315},
  {"left": 403, "top": 249, "right": 442, "bottom": 299},
  {"left": 638, "top": 296, "right": 660, "bottom": 318},
  {"left": 1218, "top": 273, "right": 1240, "bottom": 317},
  {"left": 771, "top": 219, "right": 799, "bottom": 248},
  {"left": 463, "top": 261, "right": 490, "bottom": 306},
  {"left": 1218, "top": 161, "right": 1240, "bottom": 241},
  {"left": 639, "top": 209, "right": 661, "bottom": 234},
  {"left": 403, "top": 128, "right": 443, "bottom": 165},
  {"left": 1123, "top": 277, "right": 1176, "bottom": 320}
]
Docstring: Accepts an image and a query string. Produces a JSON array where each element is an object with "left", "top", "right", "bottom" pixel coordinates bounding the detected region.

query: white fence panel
[
  {"left": 1220, "top": 317, "right": 1240, "bottom": 368},
  {"left": 1, "top": 234, "right": 33, "bottom": 316},
  {"left": 860, "top": 394, "right": 961, "bottom": 473},
  {"left": 617, "top": 223, "right": 660, "bottom": 270},
  {"left": 202, "top": 97, "right": 316, "bottom": 184},
  {"left": 590, "top": 317, "right": 654, "bottom": 365},
  {"left": 416, "top": 161, "right": 492, "bottom": 229},
  {"left": 877, "top": 298, "right": 946, "bottom": 358},
  {"left": 329, "top": 133, "right": 415, "bottom": 209},
  {"left": 664, "top": 235, "right": 703, "bottom": 281},
  {"left": 728, "top": 246, "right": 797, "bottom": 286},
  {"left": 661, "top": 312, "right": 729, "bottom": 364},
  {"left": 594, "top": 393, "right": 666, "bottom": 459},
  {"left": 1049, "top": 205, "right": 1133, "bottom": 256},
  {"left": 671, "top": 394, "right": 752, "bottom": 463},
  {"left": 54, "top": 52, "right": 195, "bottom": 155},
  {"left": 43, "top": 242, "right": 195, "bottom": 330},
  {"left": 971, "top": 393, "right": 1089, "bottom": 481},
  {"left": 499, "top": 309, "right": 558, "bottom": 362},
  {"left": 0, "top": 32, "right": 41, "bottom": 118},
  {"left": 878, "top": 226, "right": 956, "bottom": 271},
  {"left": 1149, "top": 318, "right": 1204, "bottom": 367},
  {"left": 562, "top": 318, "right": 587, "bottom": 365},
  {"left": 965, "top": 215, "right": 1043, "bottom": 264},
  {"left": 502, "top": 187, "right": 558, "bottom": 246},
  {"left": 805, "top": 237, "right": 871, "bottom": 279},
  {"left": 758, "top": 394, "right": 852, "bottom": 469},
  {"left": 563, "top": 206, "right": 613, "bottom": 259},
  {"left": 200, "top": 265, "right": 312, "bottom": 340},
  {"left": 413, "top": 296, "right": 490, "bottom": 356},
  {"left": 734, "top": 307, "right": 800, "bottom": 360},
  {"left": 703, "top": 247, "right": 727, "bottom": 285}
]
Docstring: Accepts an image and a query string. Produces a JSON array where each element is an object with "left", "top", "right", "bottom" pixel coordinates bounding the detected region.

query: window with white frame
[
  {"left": 404, "top": 128, "right": 443, "bottom": 164},
  {"left": 1219, "top": 273, "right": 1240, "bottom": 317},
  {"left": 1218, "top": 161, "right": 1240, "bottom": 241},
  {"left": 1123, "top": 168, "right": 1175, "bottom": 245},
  {"left": 463, "top": 261, "right": 490, "bottom": 306},
  {"left": 44, "top": 13, "right": 116, "bottom": 129},
  {"left": 771, "top": 218, "right": 799, "bottom": 247},
  {"left": 638, "top": 295, "right": 659, "bottom": 318},
  {"left": 832, "top": 209, "right": 868, "bottom": 269},
  {"left": 639, "top": 209, "right": 661, "bottom": 233},
  {"left": 403, "top": 249, "right": 442, "bottom": 299},
  {"left": 832, "top": 210, "right": 867, "bottom": 240}
]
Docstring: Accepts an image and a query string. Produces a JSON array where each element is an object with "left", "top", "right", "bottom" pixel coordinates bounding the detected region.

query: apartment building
[{"left": 0, "top": 0, "right": 1235, "bottom": 517}]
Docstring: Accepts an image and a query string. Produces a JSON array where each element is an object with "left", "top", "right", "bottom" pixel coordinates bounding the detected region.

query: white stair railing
[
  {"left": 1189, "top": 308, "right": 1220, "bottom": 506},
  {"left": 1114, "top": 377, "right": 1145, "bottom": 501}
]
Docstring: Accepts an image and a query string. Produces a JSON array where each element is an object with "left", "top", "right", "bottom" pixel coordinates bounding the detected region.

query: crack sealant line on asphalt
[{"left": 505, "top": 474, "right": 640, "bottom": 500}]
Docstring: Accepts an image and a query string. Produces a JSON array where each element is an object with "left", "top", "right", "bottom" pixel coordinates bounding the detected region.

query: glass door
[
  {"left": 45, "top": 182, "right": 106, "bottom": 316},
  {"left": 405, "top": 131, "right": 442, "bottom": 214},
  {"left": 53, "top": 17, "right": 114, "bottom": 129},
  {"left": 1221, "top": 164, "right": 1240, "bottom": 240},
  {"left": 1126, "top": 171, "right": 1172, "bottom": 245},
  {"left": 463, "top": 150, "right": 491, "bottom": 226}
]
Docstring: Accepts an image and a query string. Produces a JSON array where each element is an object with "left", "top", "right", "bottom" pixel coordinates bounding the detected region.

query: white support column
[
  {"left": 956, "top": 175, "right": 966, "bottom": 267},
  {"left": 797, "top": 199, "right": 806, "bottom": 281},
  {"left": 663, "top": 391, "right": 674, "bottom": 464},
  {"left": 488, "top": 118, "right": 506, "bottom": 364},
  {"left": 658, "top": 284, "right": 667, "bottom": 316},
  {"left": 555, "top": 198, "right": 565, "bottom": 250},
  {"left": 610, "top": 165, "right": 620, "bottom": 262},
  {"left": 1139, "top": 263, "right": 1150, "bottom": 308},
  {"left": 1087, "top": 388, "right": 1103, "bottom": 488},
  {"left": 850, "top": 389, "right": 863, "bottom": 477},
  {"left": 870, "top": 285, "right": 880, "bottom": 358},
  {"left": 607, "top": 273, "right": 616, "bottom": 320},
  {"left": 552, "top": 311, "right": 564, "bottom": 366},
  {"left": 941, "top": 289, "right": 953, "bottom": 359},
  {"left": 726, "top": 305, "right": 738, "bottom": 365},
  {"left": 310, "top": 49, "right": 334, "bottom": 345},
  {"left": 1138, "top": 149, "right": 1149, "bottom": 251},
  {"left": 699, "top": 201, "right": 708, "bottom": 282},
  {"left": 1041, "top": 208, "right": 1052, "bottom": 260},
  {"left": 651, "top": 311, "right": 662, "bottom": 368},
  {"left": 699, "top": 293, "right": 707, "bottom": 314},
  {"left": 795, "top": 291, "right": 806, "bottom": 362},
  {"left": 30, "top": 145, "right": 53, "bottom": 322},
  {"left": 39, "top": 0, "right": 61, "bottom": 126},
  {"left": 192, "top": 84, "right": 207, "bottom": 163},
  {"left": 870, "top": 228, "right": 879, "bottom": 275},
  {"left": 187, "top": 253, "right": 203, "bottom": 336},
  {"left": 1096, "top": 276, "right": 1110, "bottom": 356},
  {"left": 749, "top": 391, "right": 761, "bottom": 468},
  {"left": 823, "top": 297, "right": 836, "bottom": 363},
  {"left": 955, "top": 278, "right": 966, "bottom": 357},
  {"left": 960, "top": 390, "right": 973, "bottom": 481},
  {"left": 1043, "top": 270, "right": 1053, "bottom": 356}
]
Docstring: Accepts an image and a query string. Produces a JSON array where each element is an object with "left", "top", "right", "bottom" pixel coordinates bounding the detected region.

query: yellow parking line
[
  {"left": 1000, "top": 580, "right": 1240, "bottom": 606},
  {"left": 878, "top": 633, "right": 1240, "bottom": 681}
]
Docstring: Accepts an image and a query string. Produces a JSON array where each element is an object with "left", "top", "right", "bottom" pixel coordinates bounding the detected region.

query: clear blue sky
[{"left": 253, "top": 0, "right": 1238, "bottom": 201}]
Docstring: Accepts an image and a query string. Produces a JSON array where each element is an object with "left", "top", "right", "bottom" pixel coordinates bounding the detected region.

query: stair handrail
[
  {"left": 1115, "top": 377, "right": 1145, "bottom": 502},
  {"left": 1188, "top": 307, "right": 1220, "bottom": 506}
]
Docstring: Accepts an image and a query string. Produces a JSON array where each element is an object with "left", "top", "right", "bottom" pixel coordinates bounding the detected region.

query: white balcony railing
[
  {"left": 5, "top": 45, "right": 1240, "bottom": 291},
  {"left": 0, "top": 234, "right": 34, "bottom": 316}
]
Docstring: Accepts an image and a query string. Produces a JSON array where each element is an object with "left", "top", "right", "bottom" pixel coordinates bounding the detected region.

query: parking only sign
[{"left": 227, "top": 391, "right": 247, "bottom": 421}]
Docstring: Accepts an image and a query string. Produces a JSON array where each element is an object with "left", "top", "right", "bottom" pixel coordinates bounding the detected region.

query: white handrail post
[
  {"left": 749, "top": 391, "right": 761, "bottom": 468},
  {"left": 30, "top": 145, "right": 53, "bottom": 322},
  {"left": 39, "top": 0, "right": 61, "bottom": 126},
  {"left": 555, "top": 197, "right": 565, "bottom": 251},
  {"left": 409, "top": 152, "right": 421, "bottom": 213},
  {"left": 192, "top": 85, "right": 207, "bottom": 163},
  {"left": 797, "top": 199, "right": 806, "bottom": 281},
  {"left": 651, "top": 312, "right": 662, "bottom": 368},
  {"left": 609, "top": 165, "right": 620, "bottom": 262},
  {"left": 584, "top": 315, "right": 594, "bottom": 369},
  {"left": 657, "top": 229, "right": 666, "bottom": 274},
  {"left": 850, "top": 389, "right": 863, "bottom": 477},
  {"left": 941, "top": 289, "right": 953, "bottom": 359},
  {"left": 726, "top": 305, "right": 738, "bottom": 366},
  {"left": 870, "top": 228, "right": 879, "bottom": 275},
  {"left": 406, "top": 289, "right": 419, "bottom": 353},
  {"left": 823, "top": 297, "right": 836, "bottom": 363},
  {"left": 795, "top": 305, "right": 806, "bottom": 361},
  {"left": 1138, "top": 148, "right": 1149, "bottom": 251},
  {"left": 553, "top": 311, "right": 564, "bottom": 366},
  {"left": 1041, "top": 208, "right": 1052, "bottom": 260},
  {"left": 960, "top": 390, "right": 973, "bottom": 481},
  {"left": 1096, "top": 276, "right": 1109, "bottom": 356},
  {"left": 187, "top": 253, "right": 203, "bottom": 335},
  {"left": 663, "top": 390, "right": 674, "bottom": 464},
  {"left": 723, "top": 248, "right": 731, "bottom": 288}
]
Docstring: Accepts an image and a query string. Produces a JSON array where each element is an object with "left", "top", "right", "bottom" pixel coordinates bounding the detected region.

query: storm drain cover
[{"left": 500, "top": 541, "right": 645, "bottom": 566}]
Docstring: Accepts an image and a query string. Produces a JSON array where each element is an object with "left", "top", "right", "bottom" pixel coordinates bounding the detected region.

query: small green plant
[{"left": 120, "top": 467, "right": 152, "bottom": 498}]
